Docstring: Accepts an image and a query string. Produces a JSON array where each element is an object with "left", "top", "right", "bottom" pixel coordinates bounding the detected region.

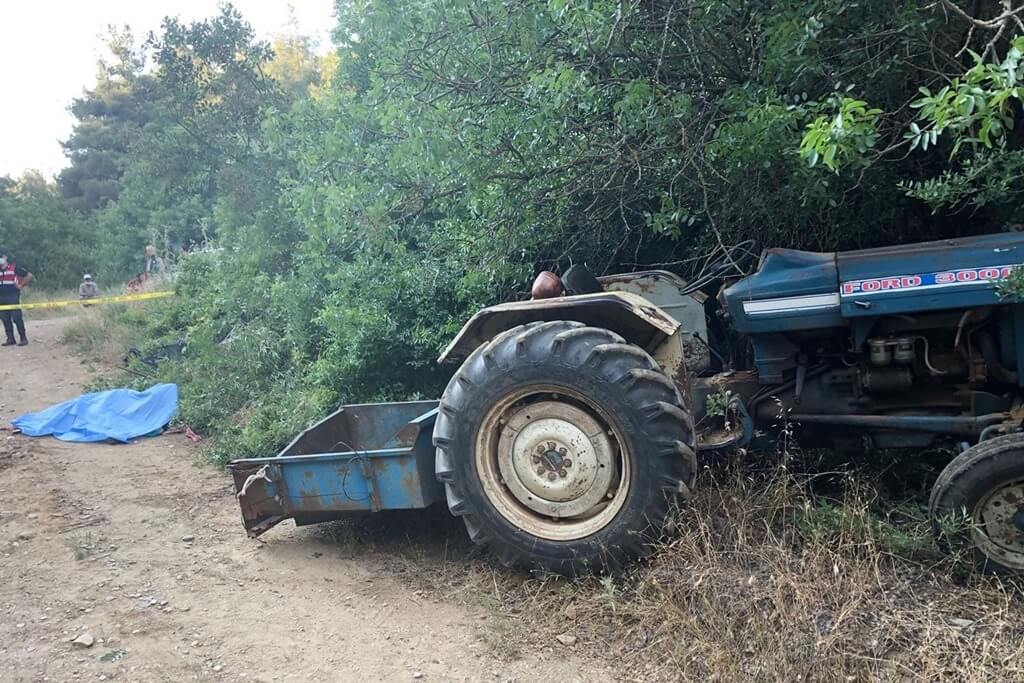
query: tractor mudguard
[{"left": 437, "top": 291, "right": 680, "bottom": 363}]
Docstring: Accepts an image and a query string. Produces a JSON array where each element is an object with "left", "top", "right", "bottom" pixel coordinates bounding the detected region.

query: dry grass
[
  {"left": 565, "top": 468, "right": 1024, "bottom": 681},
  {"left": 323, "top": 459, "right": 1024, "bottom": 681},
  {"left": 58, "top": 304, "right": 149, "bottom": 370},
  {"left": 67, "top": 532, "right": 96, "bottom": 561}
]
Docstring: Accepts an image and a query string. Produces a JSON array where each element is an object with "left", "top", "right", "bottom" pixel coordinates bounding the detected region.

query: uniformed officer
[{"left": 0, "top": 247, "right": 33, "bottom": 347}]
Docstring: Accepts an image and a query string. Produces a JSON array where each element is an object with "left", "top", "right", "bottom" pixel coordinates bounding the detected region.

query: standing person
[
  {"left": 0, "top": 247, "right": 33, "bottom": 347},
  {"left": 79, "top": 274, "right": 98, "bottom": 300},
  {"left": 145, "top": 245, "right": 162, "bottom": 277}
]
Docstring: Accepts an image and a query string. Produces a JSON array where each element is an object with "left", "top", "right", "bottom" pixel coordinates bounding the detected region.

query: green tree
[
  {"left": 93, "top": 4, "right": 289, "bottom": 279},
  {"left": 0, "top": 172, "right": 95, "bottom": 290},
  {"left": 58, "top": 27, "right": 156, "bottom": 212},
  {"left": 265, "top": 6, "right": 327, "bottom": 99}
]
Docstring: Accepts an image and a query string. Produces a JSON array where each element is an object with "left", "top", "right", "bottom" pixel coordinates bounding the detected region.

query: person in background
[
  {"left": 145, "top": 245, "right": 162, "bottom": 276},
  {"left": 79, "top": 274, "right": 98, "bottom": 300},
  {"left": 0, "top": 247, "right": 33, "bottom": 347}
]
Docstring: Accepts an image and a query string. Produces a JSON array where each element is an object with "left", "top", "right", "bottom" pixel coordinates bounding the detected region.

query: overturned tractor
[{"left": 231, "top": 232, "right": 1024, "bottom": 575}]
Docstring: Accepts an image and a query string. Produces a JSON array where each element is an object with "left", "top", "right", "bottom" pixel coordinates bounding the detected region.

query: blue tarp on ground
[{"left": 12, "top": 384, "right": 179, "bottom": 443}]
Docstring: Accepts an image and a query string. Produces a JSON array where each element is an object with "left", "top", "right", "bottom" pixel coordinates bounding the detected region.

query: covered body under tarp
[{"left": 12, "top": 383, "right": 178, "bottom": 443}]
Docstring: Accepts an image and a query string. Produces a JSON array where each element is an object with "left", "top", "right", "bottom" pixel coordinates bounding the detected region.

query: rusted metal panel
[
  {"left": 278, "top": 400, "right": 438, "bottom": 456},
  {"left": 602, "top": 271, "right": 711, "bottom": 374},
  {"left": 228, "top": 405, "right": 442, "bottom": 537},
  {"left": 437, "top": 291, "right": 681, "bottom": 363}
]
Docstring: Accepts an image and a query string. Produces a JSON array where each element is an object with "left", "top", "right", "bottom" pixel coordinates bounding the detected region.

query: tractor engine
[{"left": 710, "top": 233, "right": 1024, "bottom": 450}]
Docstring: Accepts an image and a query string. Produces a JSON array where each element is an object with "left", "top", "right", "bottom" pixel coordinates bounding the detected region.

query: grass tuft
[{"left": 68, "top": 533, "right": 95, "bottom": 561}]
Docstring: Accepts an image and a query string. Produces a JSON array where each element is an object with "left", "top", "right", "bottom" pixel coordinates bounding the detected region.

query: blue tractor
[{"left": 230, "top": 232, "right": 1024, "bottom": 575}]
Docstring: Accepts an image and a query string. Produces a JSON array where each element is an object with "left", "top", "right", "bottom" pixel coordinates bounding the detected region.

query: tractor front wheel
[
  {"left": 433, "top": 321, "right": 696, "bottom": 575},
  {"left": 930, "top": 433, "right": 1024, "bottom": 575}
]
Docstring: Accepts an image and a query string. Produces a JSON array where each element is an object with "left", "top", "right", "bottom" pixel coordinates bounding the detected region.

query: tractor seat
[{"left": 561, "top": 264, "right": 603, "bottom": 295}]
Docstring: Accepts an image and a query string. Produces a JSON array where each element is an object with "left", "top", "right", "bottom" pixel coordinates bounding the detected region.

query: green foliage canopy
[{"left": 4, "top": 1, "right": 1024, "bottom": 458}]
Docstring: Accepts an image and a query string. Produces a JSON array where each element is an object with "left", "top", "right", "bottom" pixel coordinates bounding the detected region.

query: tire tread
[{"left": 433, "top": 321, "right": 693, "bottom": 575}]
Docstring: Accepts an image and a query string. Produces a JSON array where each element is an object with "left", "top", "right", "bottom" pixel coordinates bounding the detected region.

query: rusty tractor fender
[{"left": 438, "top": 291, "right": 681, "bottom": 364}]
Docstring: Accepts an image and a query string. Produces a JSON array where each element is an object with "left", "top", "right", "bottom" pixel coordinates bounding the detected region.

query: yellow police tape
[{"left": 0, "top": 290, "right": 175, "bottom": 312}]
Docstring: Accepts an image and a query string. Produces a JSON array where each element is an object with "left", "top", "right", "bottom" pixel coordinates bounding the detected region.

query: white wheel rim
[
  {"left": 972, "top": 479, "right": 1024, "bottom": 569},
  {"left": 475, "top": 386, "right": 631, "bottom": 541}
]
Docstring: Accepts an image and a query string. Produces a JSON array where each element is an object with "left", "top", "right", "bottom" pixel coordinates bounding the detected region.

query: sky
[{"left": 0, "top": 1, "right": 336, "bottom": 179}]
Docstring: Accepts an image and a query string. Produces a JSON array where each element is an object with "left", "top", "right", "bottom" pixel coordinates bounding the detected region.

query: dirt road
[{"left": 0, "top": 317, "right": 609, "bottom": 682}]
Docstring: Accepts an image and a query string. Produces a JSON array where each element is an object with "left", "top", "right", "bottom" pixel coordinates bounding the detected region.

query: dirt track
[{"left": 0, "top": 317, "right": 609, "bottom": 682}]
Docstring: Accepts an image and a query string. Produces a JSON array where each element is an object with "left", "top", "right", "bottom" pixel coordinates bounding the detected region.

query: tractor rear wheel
[
  {"left": 930, "top": 433, "right": 1024, "bottom": 575},
  {"left": 433, "top": 321, "right": 696, "bottom": 575}
]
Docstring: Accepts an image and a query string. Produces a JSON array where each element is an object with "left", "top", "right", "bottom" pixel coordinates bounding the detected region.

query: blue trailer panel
[{"left": 227, "top": 401, "right": 443, "bottom": 536}]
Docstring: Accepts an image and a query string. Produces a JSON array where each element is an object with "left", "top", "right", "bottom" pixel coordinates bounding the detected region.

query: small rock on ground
[{"left": 72, "top": 633, "right": 95, "bottom": 648}]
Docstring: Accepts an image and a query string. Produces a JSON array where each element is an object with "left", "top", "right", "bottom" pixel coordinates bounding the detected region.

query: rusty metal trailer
[{"left": 227, "top": 401, "right": 443, "bottom": 536}]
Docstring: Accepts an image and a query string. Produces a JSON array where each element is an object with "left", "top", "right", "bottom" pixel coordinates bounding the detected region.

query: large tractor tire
[
  {"left": 433, "top": 320, "right": 696, "bottom": 575},
  {"left": 929, "top": 433, "right": 1024, "bottom": 575}
]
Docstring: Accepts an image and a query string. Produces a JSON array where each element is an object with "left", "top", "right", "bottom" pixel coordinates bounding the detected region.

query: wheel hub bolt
[{"left": 531, "top": 441, "right": 574, "bottom": 479}]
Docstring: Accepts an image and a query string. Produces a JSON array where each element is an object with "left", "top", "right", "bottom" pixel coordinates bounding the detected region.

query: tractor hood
[
  {"left": 835, "top": 232, "right": 1024, "bottom": 318},
  {"left": 724, "top": 232, "right": 1024, "bottom": 334},
  {"left": 723, "top": 248, "right": 841, "bottom": 334}
]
